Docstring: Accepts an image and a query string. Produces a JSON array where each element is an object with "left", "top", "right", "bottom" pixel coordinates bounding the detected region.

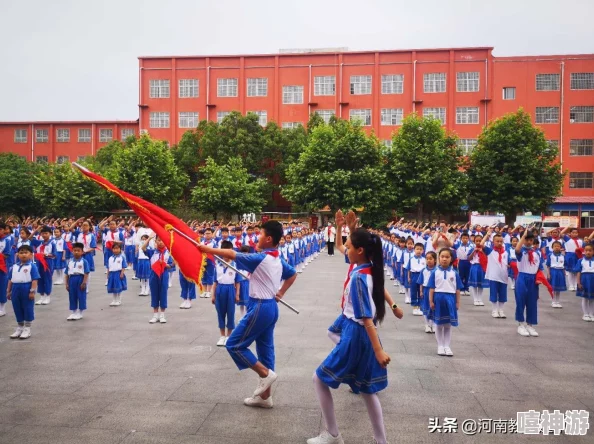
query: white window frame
[
  {"left": 350, "top": 75, "right": 372, "bottom": 95},
  {"left": 503, "top": 87, "right": 516, "bottom": 100},
  {"left": 569, "top": 106, "right": 594, "bottom": 123},
  {"left": 217, "top": 111, "right": 231, "bottom": 123},
  {"left": 217, "top": 78, "right": 238, "bottom": 97},
  {"left": 381, "top": 74, "right": 404, "bottom": 94},
  {"left": 36, "top": 156, "right": 48, "bottom": 164},
  {"left": 380, "top": 108, "right": 403, "bottom": 126},
  {"left": 423, "top": 107, "right": 446, "bottom": 125},
  {"left": 179, "top": 79, "right": 199, "bottom": 98},
  {"left": 149, "top": 79, "right": 170, "bottom": 98},
  {"left": 99, "top": 129, "right": 113, "bottom": 143},
  {"left": 179, "top": 112, "right": 199, "bottom": 128},
  {"left": 349, "top": 109, "right": 372, "bottom": 126},
  {"left": 56, "top": 155, "right": 69, "bottom": 164},
  {"left": 570, "top": 73, "right": 594, "bottom": 90},
  {"left": 282, "top": 85, "right": 304, "bottom": 104},
  {"left": 121, "top": 128, "right": 135, "bottom": 140},
  {"left": 56, "top": 129, "right": 70, "bottom": 143},
  {"left": 535, "top": 74, "right": 560, "bottom": 91},
  {"left": 457, "top": 139, "right": 478, "bottom": 155},
  {"left": 149, "top": 112, "right": 170, "bottom": 128},
  {"left": 569, "top": 139, "right": 593, "bottom": 156},
  {"left": 78, "top": 128, "right": 91, "bottom": 143},
  {"left": 14, "top": 129, "right": 27, "bottom": 143},
  {"left": 456, "top": 107, "right": 479, "bottom": 124},
  {"left": 424, "top": 73, "right": 446, "bottom": 93},
  {"left": 315, "top": 110, "right": 335, "bottom": 124},
  {"left": 248, "top": 111, "right": 267, "bottom": 126},
  {"left": 282, "top": 122, "right": 302, "bottom": 129},
  {"left": 247, "top": 78, "right": 268, "bottom": 97},
  {"left": 456, "top": 72, "right": 480, "bottom": 92},
  {"left": 314, "top": 76, "right": 335, "bottom": 96},
  {"left": 569, "top": 172, "right": 593, "bottom": 189},
  {"left": 35, "top": 129, "right": 48, "bottom": 143},
  {"left": 535, "top": 107, "right": 559, "bottom": 124}
]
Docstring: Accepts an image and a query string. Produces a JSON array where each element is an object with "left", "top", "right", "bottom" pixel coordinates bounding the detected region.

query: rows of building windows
[{"left": 12, "top": 128, "right": 135, "bottom": 143}]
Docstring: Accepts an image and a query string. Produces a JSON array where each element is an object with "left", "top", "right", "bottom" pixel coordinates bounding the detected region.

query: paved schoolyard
[{"left": 0, "top": 252, "right": 592, "bottom": 444}]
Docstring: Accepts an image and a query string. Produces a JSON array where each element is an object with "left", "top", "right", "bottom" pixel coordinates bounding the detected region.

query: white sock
[
  {"left": 443, "top": 324, "right": 452, "bottom": 348},
  {"left": 405, "top": 288, "right": 410, "bottom": 299},
  {"left": 498, "top": 302, "right": 505, "bottom": 311},
  {"left": 313, "top": 373, "right": 339, "bottom": 437},
  {"left": 361, "top": 393, "right": 387, "bottom": 444},
  {"left": 582, "top": 298, "right": 589, "bottom": 315},
  {"left": 469, "top": 287, "right": 477, "bottom": 302},
  {"left": 588, "top": 299, "right": 594, "bottom": 316},
  {"left": 435, "top": 325, "right": 445, "bottom": 347},
  {"left": 491, "top": 302, "right": 498, "bottom": 311},
  {"left": 424, "top": 315, "right": 431, "bottom": 326},
  {"left": 567, "top": 273, "right": 576, "bottom": 288},
  {"left": 477, "top": 288, "right": 483, "bottom": 302}
]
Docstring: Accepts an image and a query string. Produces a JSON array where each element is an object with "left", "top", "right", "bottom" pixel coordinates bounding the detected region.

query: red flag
[
  {"left": 0, "top": 254, "right": 6, "bottom": 274},
  {"left": 510, "top": 261, "right": 519, "bottom": 279},
  {"left": 535, "top": 270, "right": 554, "bottom": 299},
  {"left": 72, "top": 163, "right": 207, "bottom": 289}
]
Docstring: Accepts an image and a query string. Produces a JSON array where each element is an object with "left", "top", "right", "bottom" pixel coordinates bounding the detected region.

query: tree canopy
[{"left": 0, "top": 153, "right": 38, "bottom": 216}]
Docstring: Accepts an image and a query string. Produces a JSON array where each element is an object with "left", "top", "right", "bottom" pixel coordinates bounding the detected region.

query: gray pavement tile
[
  {"left": 73, "top": 354, "right": 172, "bottom": 375},
  {"left": 529, "top": 359, "right": 594, "bottom": 379},
  {"left": 0, "top": 425, "right": 129, "bottom": 444},
  {"left": 83, "top": 399, "right": 214, "bottom": 434},
  {"left": 120, "top": 432, "right": 255, "bottom": 444},
  {"left": 508, "top": 374, "right": 594, "bottom": 398},
  {"left": 472, "top": 394, "right": 549, "bottom": 420},
  {"left": 450, "top": 357, "right": 543, "bottom": 376},
  {"left": 74, "top": 373, "right": 189, "bottom": 401},
  {"left": 5, "top": 370, "right": 104, "bottom": 395},
  {"left": 0, "top": 392, "right": 21, "bottom": 405},
  {"left": 0, "top": 394, "right": 113, "bottom": 427},
  {"left": 415, "top": 370, "right": 524, "bottom": 398}
]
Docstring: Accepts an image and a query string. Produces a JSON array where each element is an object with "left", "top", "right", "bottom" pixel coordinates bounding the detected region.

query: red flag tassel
[{"left": 34, "top": 253, "right": 49, "bottom": 272}]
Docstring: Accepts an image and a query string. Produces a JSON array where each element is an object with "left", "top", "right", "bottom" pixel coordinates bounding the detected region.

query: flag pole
[{"left": 167, "top": 225, "right": 300, "bottom": 314}]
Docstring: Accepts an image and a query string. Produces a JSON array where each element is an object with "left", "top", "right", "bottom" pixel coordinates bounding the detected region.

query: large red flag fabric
[{"left": 72, "top": 163, "right": 207, "bottom": 289}]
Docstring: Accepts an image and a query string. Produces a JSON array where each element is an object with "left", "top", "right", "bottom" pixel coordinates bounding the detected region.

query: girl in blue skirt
[
  {"left": 419, "top": 251, "right": 437, "bottom": 334},
  {"left": 402, "top": 237, "right": 415, "bottom": 303},
  {"left": 429, "top": 248, "right": 463, "bottom": 357},
  {"left": 575, "top": 244, "right": 594, "bottom": 322},
  {"left": 546, "top": 241, "right": 566, "bottom": 308},
  {"left": 468, "top": 234, "right": 486, "bottom": 306},
  {"left": 107, "top": 243, "right": 127, "bottom": 307},
  {"left": 53, "top": 227, "right": 66, "bottom": 285},
  {"left": 135, "top": 234, "right": 151, "bottom": 296},
  {"left": 309, "top": 229, "right": 390, "bottom": 444}
]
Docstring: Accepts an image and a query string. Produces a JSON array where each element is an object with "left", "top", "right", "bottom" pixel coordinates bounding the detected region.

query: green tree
[
  {"left": 0, "top": 153, "right": 38, "bottom": 216},
  {"left": 32, "top": 161, "right": 111, "bottom": 216},
  {"left": 107, "top": 134, "right": 188, "bottom": 208},
  {"left": 190, "top": 157, "right": 267, "bottom": 218},
  {"left": 466, "top": 109, "right": 564, "bottom": 223},
  {"left": 282, "top": 119, "right": 387, "bottom": 214},
  {"left": 385, "top": 113, "right": 467, "bottom": 219}
]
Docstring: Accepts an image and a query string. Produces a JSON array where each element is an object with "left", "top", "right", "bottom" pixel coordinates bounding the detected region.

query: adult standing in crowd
[
  {"left": 341, "top": 224, "right": 350, "bottom": 245},
  {"left": 324, "top": 222, "right": 336, "bottom": 256}
]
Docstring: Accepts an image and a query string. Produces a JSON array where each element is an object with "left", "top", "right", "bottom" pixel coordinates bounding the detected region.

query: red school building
[{"left": 0, "top": 46, "right": 593, "bottom": 219}]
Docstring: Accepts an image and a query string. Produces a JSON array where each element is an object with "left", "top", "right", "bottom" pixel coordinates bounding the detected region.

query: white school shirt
[
  {"left": 420, "top": 267, "right": 435, "bottom": 287},
  {"left": 516, "top": 247, "right": 540, "bottom": 275},
  {"left": 137, "top": 247, "right": 149, "bottom": 260},
  {"left": 54, "top": 237, "right": 65, "bottom": 253},
  {"left": 149, "top": 249, "right": 171, "bottom": 267},
  {"left": 455, "top": 242, "right": 473, "bottom": 261},
  {"left": 67, "top": 258, "right": 88, "bottom": 275},
  {"left": 235, "top": 250, "right": 296, "bottom": 300},
  {"left": 216, "top": 261, "right": 237, "bottom": 285},
  {"left": 548, "top": 253, "right": 565, "bottom": 269},
  {"left": 395, "top": 248, "right": 404, "bottom": 263},
  {"left": 483, "top": 244, "right": 509, "bottom": 284},
  {"left": 286, "top": 241, "right": 295, "bottom": 255},
  {"left": 9, "top": 261, "right": 40, "bottom": 283},
  {"left": 563, "top": 236, "right": 583, "bottom": 254},
  {"left": 576, "top": 258, "right": 594, "bottom": 273},
  {"left": 402, "top": 249, "right": 414, "bottom": 269},
  {"left": 342, "top": 264, "right": 375, "bottom": 326},
  {"left": 108, "top": 254, "right": 126, "bottom": 272},
  {"left": 408, "top": 255, "right": 426, "bottom": 273},
  {"left": 124, "top": 230, "right": 136, "bottom": 246},
  {"left": 427, "top": 266, "right": 463, "bottom": 294},
  {"left": 35, "top": 240, "right": 55, "bottom": 256}
]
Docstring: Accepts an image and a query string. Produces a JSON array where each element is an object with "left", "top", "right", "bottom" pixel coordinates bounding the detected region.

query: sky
[{"left": 1, "top": 0, "right": 592, "bottom": 121}]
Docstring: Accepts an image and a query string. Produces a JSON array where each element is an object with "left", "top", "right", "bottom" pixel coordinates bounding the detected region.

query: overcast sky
[{"left": 1, "top": 0, "right": 592, "bottom": 121}]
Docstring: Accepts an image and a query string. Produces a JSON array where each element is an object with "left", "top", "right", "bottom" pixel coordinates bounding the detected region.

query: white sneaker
[
  {"left": 217, "top": 336, "right": 226, "bottom": 346},
  {"left": 582, "top": 315, "right": 591, "bottom": 322},
  {"left": 149, "top": 314, "right": 159, "bottom": 324},
  {"left": 253, "top": 370, "right": 278, "bottom": 397},
  {"left": 307, "top": 430, "right": 344, "bottom": 444},
  {"left": 10, "top": 327, "right": 23, "bottom": 339},
  {"left": 159, "top": 314, "right": 167, "bottom": 323},
  {"left": 424, "top": 324, "right": 432, "bottom": 333},
  {"left": 67, "top": 313, "right": 77, "bottom": 321},
  {"left": 109, "top": 297, "right": 117, "bottom": 306},
  {"left": 223, "top": 336, "right": 229, "bottom": 345},
  {"left": 498, "top": 311, "right": 506, "bottom": 318},
  {"left": 526, "top": 325, "right": 539, "bottom": 337},
  {"left": 131, "top": 276, "right": 139, "bottom": 280},
  {"left": 104, "top": 270, "right": 107, "bottom": 274},
  {"left": 437, "top": 346, "right": 446, "bottom": 356},
  {"left": 517, "top": 325, "right": 530, "bottom": 337},
  {"left": 430, "top": 324, "right": 435, "bottom": 333},
  {"left": 444, "top": 347, "right": 453, "bottom": 356},
  {"left": 19, "top": 327, "right": 31, "bottom": 339},
  {"left": 511, "top": 284, "right": 515, "bottom": 290},
  {"left": 393, "top": 281, "right": 398, "bottom": 287},
  {"left": 35, "top": 296, "right": 43, "bottom": 305},
  {"left": 474, "top": 301, "right": 480, "bottom": 306},
  {"left": 555, "top": 302, "right": 562, "bottom": 308},
  {"left": 477, "top": 301, "right": 484, "bottom": 306},
  {"left": 41, "top": 296, "right": 50, "bottom": 305},
  {"left": 588, "top": 316, "right": 594, "bottom": 322},
  {"left": 399, "top": 288, "right": 405, "bottom": 294},
  {"left": 244, "top": 395, "right": 273, "bottom": 409},
  {"left": 105, "top": 280, "right": 108, "bottom": 286},
  {"left": 0, "top": 310, "right": 5, "bottom": 317},
  {"left": 491, "top": 311, "right": 500, "bottom": 318},
  {"left": 569, "top": 286, "right": 576, "bottom": 291},
  {"left": 405, "top": 297, "right": 411, "bottom": 304},
  {"left": 115, "top": 296, "right": 122, "bottom": 306},
  {"left": 180, "top": 300, "right": 188, "bottom": 309},
  {"left": 75, "top": 311, "right": 83, "bottom": 320},
  {"left": 185, "top": 300, "right": 191, "bottom": 309}
]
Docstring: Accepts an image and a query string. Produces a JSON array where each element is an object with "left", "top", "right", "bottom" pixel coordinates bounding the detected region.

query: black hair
[
  {"left": 438, "top": 248, "right": 453, "bottom": 263},
  {"left": 414, "top": 243, "right": 425, "bottom": 249},
  {"left": 204, "top": 228, "right": 213, "bottom": 234},
  {"left": 54, "top": 226, "right": 62, "bottom": 233},
  {"left": 426, "top": 251, "right": 437, "bottom": 262},
  {"left": 0, "top": 222, "right": 6, "bottom": 230},
  {"left": 220, "top": 240, "right": 233, "bottom": 250},
  {"left": 533, "top": 239, "right": 540, "bottom": 246},
  {"left": 72, "top": 242, "right": 84, "bottom": 250},
  {"left": 493, "top": 233, "right": 503, "bottom": 239},
  {"left": 221, "top": 227, "right": 229, "bottom": 233},
  {"left": 40, "top": 226, "right": 52, "bottom": 234},
  {"left": 551, "top": 241, "right": 562, "bottom": 248},
  {"left": 261, "top": 220, "right": 283, "bottom": 246},
  {"left": 20, "top": 227, "right": 30, "bottom": 236},
  {"left": 570, "top": 228, "right": 579, "bottom": 233},
  {"left": 141, "top": 234, "right": 149, "bottom": 240},
  {"left": 18, "top": 245, "right": 33, "bottom": 253},
  {"left": 240, "top": 245, "right": 251, "bottom": 253},
  {"left": 285, "top": 233, "right": 292, "bottom": 239},
  {"left": 111, "top": 242, "right": 122, "bottom": 250},
  {"left": 405, "top": 236, "right": 414, "bottom": 244},
  {"left": 525, "top": 233, "right": 535, "bottom": 240},
  {"left": 350, "top": 228, "right": 385, "bottom": 323},
  {"left": 461, "top": 231, "right": 469, "bottom": 238}
]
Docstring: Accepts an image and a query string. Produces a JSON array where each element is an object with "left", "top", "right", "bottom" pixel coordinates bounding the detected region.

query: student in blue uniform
[
  {"left": 309, "top": 228, "right": 390, "bottom": 444},
  {"left": 143, "top": 236, "right": 174, "bottom": 324},
  {"left": 76, "top": 220, "right": 97, "bottom": 293},
  {"left": 428, "top": 248, "right": 463, "bottom": 357},
  {"left": 481, "top": 231, "right": 510, "bottom": 319},
  {"left": 124, "top": 224, "right": 136, "bottom": 270},
  {"left": 575, "top": 244, "right": 594, "bottom": 322},
  {"left": 285, "top": 233, "right": 296, "bottom": 268},
  {"left": 0, "top": 222, "right": 13, "bottom": 317},
  {"left": 53, "top": 227, "right": 66, "bottom": 285},
  {"left": 198, "top": 220, "right": 297, "bottom": 409},
  {"left": 401, "top": 237, "right": 415, "bottom": 303},
  {"left": 7, "top": 245, "right": 40, "bottom": 339},
  {"left": 515, "top": 230, "right": 541, "bottom": 337},
  {"left": 454, "top": 232, "right": 472, "bottom": 295},
  {"left": 200, "top": 228, "right": 216, "bottom": 299},
  {"left": 107, "top": 242, "right": 127, "bottom": 307},
  {"left": 179, "top": 268, "right": 196, "bottom": 309},
  {"left": 101, "top": 219, "right": 125, "bottom": 283},
  {"left": 467, "top": 234, "right": 485, "bottom": 306},
  {"left": 546, "top": 241, "right": 566, "bottom": 308},
  {"left": 65, "top": 242, "right": 90, "bottom": 320},
  {"left": 135, "top": 234, "right": 151, "bottom": 296},
  {"left": 30, "top": 226, "right": 56, "bottom": 305},
  {"left": 408, "top": 243, "right": 426, "bottom": 316},
  {"left": 212, "top": 240, "right": 241, "bottom": 347},
  {"left": 418, "top": 251, "right": 437, "bottom": 334}
]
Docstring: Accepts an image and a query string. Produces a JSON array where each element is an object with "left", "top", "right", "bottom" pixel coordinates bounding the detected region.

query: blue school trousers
[
  {"left": 489, "top": 280, "right": 508, "bottom": 303},
  {"left": 226, "top": 298, "right": 279, "bottom": 371},
  {"left": 515, "top": 272, "right": 538, "bottom": 325},
  {"left": 11, "top": 282, "right": 35, "bottom": 323},
  {"left": 68, "top": 275, "right": 87, "bottom": 310},
  {"left": 410, "top": 271, "right": 421, "bottom": 306},
  {"left": 215, "top": 284, "right": 236, "bottom": 330},
  {"left": 458, "top": 260, "right": 471, "bottom": 291},
  {"left": 149, "top": 271, "right": 169, "bottom": 309}
]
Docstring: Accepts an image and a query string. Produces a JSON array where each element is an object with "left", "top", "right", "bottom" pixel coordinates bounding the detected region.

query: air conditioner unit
[
  {"left": 140, "top": 129, "right": 148, "bottom": 135},
  {"left": 570, "top": 119, "right": 575, "bottom": 123}
]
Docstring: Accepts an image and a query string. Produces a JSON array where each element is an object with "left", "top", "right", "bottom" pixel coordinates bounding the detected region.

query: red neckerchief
[
  {"left": 475, "top": 246, "right": 488, "bottom": 272},
  {"left": 234, "top": 237, "right": 242, "bottom": 249},
  {"left": 341, "top": 263, "right": 356, "bottom": 309},
  {"left": 493, "top": 246, "right": 505, "bottom": 264},
  {"left": 265, "top": 250, "right": 279, "bottom": 258},
  {"left": 0, "top": 235, "right": 6, "bottom": 273},
  {"left": 248, "top": 236, "right": 256, "bottom": 249},
  {"left": 151, "top": 246, "right": 167, "bottom": 277},
  {"left": 527, "top": 248, "right": 536, "bottom": 266},
  {"left": 327, "top": 227, "right": 331, "bottom": 237},
  {"left": 342, "top": 264, "right": 372, "bottom": 310},
  {"left": 572, "top": 238, "right": 584, "bottom": 259}
]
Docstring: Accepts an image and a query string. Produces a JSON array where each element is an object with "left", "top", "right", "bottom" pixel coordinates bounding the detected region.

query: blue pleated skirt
[
  {"left": 135, "top": 259, "right": 150, "bottom": 280},
  {"left": 549, "top": 268, "right": 567, "bottom": 292},
  {"left": 432, "top": 292, "right": 458, "bottom": 326},
  {"left": 565, "top": 252, "right": 578, "bottom": 271},
  {"left": 107, "top": 271, "right": 127, "bottom": 294},
  {"left": 54, "top": 253, "right": 66, "bottom": 270},
  {"left": 420, "top": 287, "right": 433, "bottom": 318},
  {"left": 468, "top": 264, "right": 487, "bottom": 288},
  {"left": 316, "top": 318, "right": 388, "bottom": 395},
  {"left": 328, "top": 313, "right": 346, "bottom": 334},
  {"left": 577, "top": 273, "right": 594, "bottom": 299}
]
